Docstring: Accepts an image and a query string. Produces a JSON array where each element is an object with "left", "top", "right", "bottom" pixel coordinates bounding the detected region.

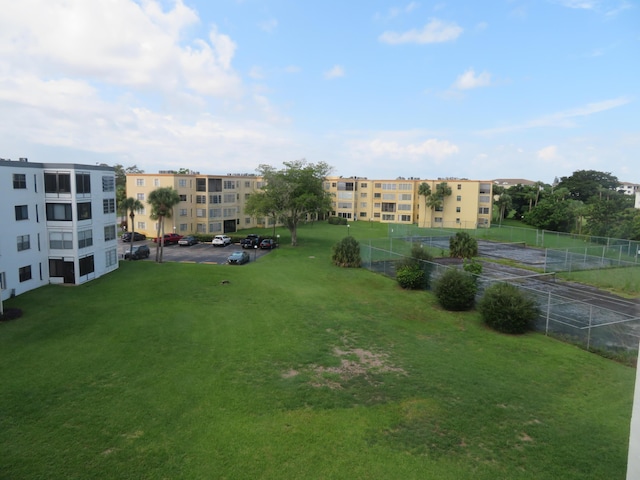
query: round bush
[
  {"left": 396, "top": 264, "right": 425, "bottom": 290},
  {"left": 478, "top": 282, "right": 539, "bottom": 334},
  {"left": 331, "top": 236, "right": 361, "bottom": 268},
  {"left": 434, "top": 269, "right": 477, "bottom": 311}
]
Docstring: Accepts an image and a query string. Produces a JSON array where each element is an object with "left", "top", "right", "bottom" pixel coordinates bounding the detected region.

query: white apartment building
[{"left": 0, "top": 159, "right": 118, "bottom": 302}]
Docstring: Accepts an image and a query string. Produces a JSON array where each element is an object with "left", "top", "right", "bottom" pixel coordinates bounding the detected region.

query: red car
[{"left": 153, "top": 233, "right": 183, "bottom": 245}]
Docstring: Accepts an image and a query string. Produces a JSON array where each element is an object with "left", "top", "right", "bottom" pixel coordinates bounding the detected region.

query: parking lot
[{"left": 118, "top": 239, "right": 272, "bottom": 264}]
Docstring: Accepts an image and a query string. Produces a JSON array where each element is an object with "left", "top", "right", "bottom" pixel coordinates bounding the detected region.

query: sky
[{"left": 0, "top": 0, "right": 638, "bottom": 185}]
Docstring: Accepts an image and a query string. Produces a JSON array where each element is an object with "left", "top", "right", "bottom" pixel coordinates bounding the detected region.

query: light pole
[
  {"left": 254, "top": 245, "right": 258, "bottom": 262},
  {"left": 347, "top": 224, "right": 350, "bottom": 236}
]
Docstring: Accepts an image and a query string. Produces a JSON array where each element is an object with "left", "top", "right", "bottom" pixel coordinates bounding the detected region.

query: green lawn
[{"left": 0, "top": 222, "right": 635, "bottom": 479}]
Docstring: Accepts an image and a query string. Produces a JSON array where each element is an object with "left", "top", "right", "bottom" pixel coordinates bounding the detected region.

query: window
[
  {"left": 44, "top": 173, "right": 71, "bottom": 193},
  {"left": 137, "top": 221, "right": 146, "bottom": 230},
  {"left": 373, "top": 212, "right": 380, "bottom": 218},
  {"left": 397, "top": 204, "right": 411, "bottom": 211},
  {"left": 210, "top": 194, "right": 222, "bottom": 204},
  {"left": 208, "top": 178, "right": 222, "bottom": 192},
  {"left": 103, "top": 198, "right": 115, "bottom": 214},
  {"left": 79, "top": 255, "right": 95, "bottom": 276},
  {"left": 223, "top": 180, "right": 235, "bottom": 189},
  {"left": 360, "top": 193, "right": 367, "bottom": 198},
  {"left": 19, "top": 265, "right": 32, "bottom": 282},
  {"left": 106, "top": 249, "right": 117, "bottom": 267},
  {"left": 137, "top": 193, "right": 145, "bottom": 201},
  {"left": 435, "top": 205, "right": 443, "bottom": 212},
  {"left": 381, "top": 203, "right": 396, "bottom": 212},
  {"left": 400, "top": 215, "right": 411, "bottom": 222},
  {"left": 382, "top": 193, "right": 395, "bottom": 200},
  {"left": 337, "top": 182, "right": 354, "bottom": 191},
  {"left": 456, "top": 195, "right": 461, "bottom": 201},
  {"left": 179, "top": 209, "right": 187, "bottom": 216},
  {"left": 374, "top": 183, "right": 381, "bottom": 188},
  {"left": 479, "top": 183, "right": 491, "bottom": 194},
  {"left": 479, "top": 195, "right": 490, "bottom": 203},
  {"left": 178, "top": 179, "right": 187, "bottom": 188},
  {"left": 17, "top": 235, "right": 30, "bottom": 251},
  {"left": 337, "top": 202, "right": 352, "bottom": 209},
  {"left": 374, "top": 193, "right": 381, "bottom": 198},
  {"left": 478, "top": 207, "right": 490, "bottom": 214},
  {"left": 374, "top": 203, "right": 381, "bottom": 208},
  {"left": 224, "top": 193, "right": 236, "bottom": 203},
  {"left": 359, "top": 212, "right": 367, "bottom": 218},
  {"left": 179, "top": 194, "right": 187, "bottom": 201},
  {"left": 382, "top": 214, "right": 395, "bottom": 221},
  {"left": 15, "top": 205, "right": 28, "bottom": 221},
  {"left": 196, "top": 195, "right": 206, "bottom": 204},
  {"left": 360, "top": 202, "right": 367, "bottom": 208},
  {"left": 196, "top": 208, "right": 206, "bottom": 217},
  {"left": 382, "top": 183, "right": 397, "bottom": 190},
  {"left": 434, "top": 217, "right": 443, "bottom": 223},
  {"left": 456, "top": 218, "right": 460, "bottom": 224},
  {"left": 209, "top": 208, "right": 221, "bottom": 218},
  {"left": 209, "top": 222, "right": 222, "bottom": 233},
  {"left": 76, "top": 173, "right": 91, "bottom": 194},
  {"left": 457, "top": 184, "right": 462, "bottom": 190},
  {"left": 196, "top": 178, "right": 206, "bottom": 192},
  {"left": 104, "top": 225, "right": 116, "bottom": 241},
  {"left": 244, "top": 181, "right": 251, "bottom": 188},
  {"left": 400, "top": 194, "right": 412, "bottom": 201},
  {"left": 0, "top": 272, "right": 6, "bottom": 290},
  {"left": 154, "top": 179, "right": 160, "bottom": 187},
  {"left": 49, "top": 232, "right": 73, "bottom": 249},
  {"left": 223, "top": 208, "right": 236, "bottom": 217},
  {"left": 136, "top": 178, "right": 145, "bottom": 186},
  {"left": 78, "top": 230, "right": 93, "bottom": 248},
  {"left": 77, "top": 202, "right": 92, "bottom": 220},
  {"left": 102, "top": 176, "right": 115, "bottom": 192},
  {"left": 13, "top": 174, "right": 26, "bottom": 189},
  {"left": 398, "top": 183, "right": 412, "bottom": 191},
  {"left": 197, "top": 223, "right": 206, "bottom": 233},
  {"left": 179, "top": 224, "right": 188, "bottom": 232},
  {"left": 456, "top": 207, "right": 461, "bottom": 213},
  {"left": 245, "top": 217, "right": 251, "bottom": 224},
  {"left": 360, "top": 182, "right": 368, "bottom": 188},
  {"left": 46, "top": 203, "right": 72, "bottom": 221}
]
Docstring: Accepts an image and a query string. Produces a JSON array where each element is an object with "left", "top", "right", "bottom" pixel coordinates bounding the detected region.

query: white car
[{"left": 212, "top": 234, "right": 232, "bottom": 247}]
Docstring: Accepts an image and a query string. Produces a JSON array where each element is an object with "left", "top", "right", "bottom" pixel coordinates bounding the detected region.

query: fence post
[
  {"left": 587, "top": 305, "right": 593, "bottom": 351},
  {"left": 545, "top": 291, "right": 551, "bottom": 335}
]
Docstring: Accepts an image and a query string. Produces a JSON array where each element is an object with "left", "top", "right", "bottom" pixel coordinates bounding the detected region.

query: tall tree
[
  {"left": 434, "top": 182, "right": 452, "bottom": 217},
  {"left": 417, "top": 182, "right": 432, "bottom": 226},
  {"left": 148, "top": 187, "right": 181, "bottom": 263},
  {"left": 495, "top": 193, "right": 512, "bottom": 225},
  {"left": 557, "top": 170, "right": 619, "bottom": 203},
  {"left": 245, "top": 160, "right": 333, "bottom": 246},
  {"left": 119, "top": 197, "right": 144, "bottom": 260}
]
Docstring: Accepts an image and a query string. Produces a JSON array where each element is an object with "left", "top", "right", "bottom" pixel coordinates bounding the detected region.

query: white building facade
[{"left": 0, "top": 159, "right": 118, "bottom": 302}]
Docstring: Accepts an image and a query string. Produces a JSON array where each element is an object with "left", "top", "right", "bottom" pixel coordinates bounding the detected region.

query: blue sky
[{"left": 0, "top": 0, "right": 638, "bottom": 184}]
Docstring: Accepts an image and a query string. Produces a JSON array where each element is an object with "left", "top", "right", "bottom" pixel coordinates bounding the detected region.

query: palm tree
[
  {"left": 148, "top": 187, "right": 181, "bottom": 263},
  {"left": 496, "top": 193, "right": 512, "bottom": 226},
  {"left": 417, "top": 182, "right": 431, "bottom": 227},
  {"left": 449, "top": 231, "right": 478, "bottom": 259},
  {"left": 434, "top": 182, "right": 452, "bottom": 218},
  {"left": 524, "top": 186, "right": 537, "bottom": 212},
  {"left": 119, "top": 197, "right": 144, "bottom": 261}
]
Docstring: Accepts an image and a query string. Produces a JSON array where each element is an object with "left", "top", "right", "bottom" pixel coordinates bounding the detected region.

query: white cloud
[
  {"left": 537, "top": 145, "right": 560, "bottom": 161},
  {"left": 324, "top": 65, "right": 345, "bottom": 79},
  {"left": 349, "top": 134, "right": 459, "bottom": 162},
  {"left": 478, "top": 97, "right": 632, "bottom": 135},
  {"left": 379, "top": 18, "right": 463, "bottom": 45},
  {"left": 285, "top": 65, "right": 301, "bottom": 74},
  {"left": 452, "top": 68, "right": 492, "bottom": 90},
  {"left": 375, "top": 2, "right": 420, "bottom": 20}
]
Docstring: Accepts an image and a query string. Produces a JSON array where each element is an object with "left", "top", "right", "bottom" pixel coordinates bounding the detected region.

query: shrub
[
  {"left": 463, "top": 259, "right": 483, "bottom": 278},
  {"left": 396, "top": 264, "right": 425, "bottom": 289},
  {"left": 449, "top": 231, "right": 478, "bottom": 259},
  {"left": 332, "top": 236, "right": 361, "bottom": 267},
  {"left": 478, "top": 282, "right": 539, "bottom": 334},
  {"left": 0, "top": 308, "right": 23, "bottom": 322},
  {"left": 396, "top": 243, "right": 434, "bottom": 289},
  {"left": 434, "top": 268, "right": 477, "bottom": 311},
  {"left": 328, "top": 216, "right": 348, "bottom": 225}
]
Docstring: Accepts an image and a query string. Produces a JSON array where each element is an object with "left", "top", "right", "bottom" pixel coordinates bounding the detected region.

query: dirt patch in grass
[{"left": 285, "top": 347, "right": 407, "bottom": 389}]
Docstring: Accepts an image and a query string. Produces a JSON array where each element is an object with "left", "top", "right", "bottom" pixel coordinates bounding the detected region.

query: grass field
[{"left": 0, "top": 222, "right": 636, "bottom": 479}]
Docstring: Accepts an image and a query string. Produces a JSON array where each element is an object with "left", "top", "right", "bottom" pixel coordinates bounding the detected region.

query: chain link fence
[{"left": 361, "top": 237, "right": 640, "bottom": 361}]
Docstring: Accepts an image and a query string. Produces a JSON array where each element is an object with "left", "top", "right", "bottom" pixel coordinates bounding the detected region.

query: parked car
[
  {"left": 260, "top": 238, "right": 277, "bottom": 249},
  {"left": 212, "top": 235, "right": 232, "bottom": 247},
  {"left": 178, "top": 235, "right": 197, "bottom": 246},
  {"left": 240, "top": 234, "right": 262, "bottom": 249},
  {"left": 121, "top": 232, "right": 146, "bottom": 242},
  {"left": 124, "top": 244, "right": 150, "bottom": 260},
  {"left": 227, "top": 251, "right": 250, "bottom": 265},
  {"left": 153, "top": 233, "right": 183, "bottom": 245}
]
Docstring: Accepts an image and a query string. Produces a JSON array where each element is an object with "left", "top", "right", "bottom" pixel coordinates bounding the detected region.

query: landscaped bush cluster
[
  {"left": 327, "top": 216, "right": 348, "bottom": 225},
  {"left": 332, "top": 236, "right": 361, "bottom": 267},
  {"left": 477, "top": 282, "right": 539, "bottom": 334}
]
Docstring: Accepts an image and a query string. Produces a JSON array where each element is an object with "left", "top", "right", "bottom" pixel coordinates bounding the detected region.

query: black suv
[
  {"left": 124, "top": 244, "right": 150, "bottom": 260},
  {"left": 122, "top": 232, "right": 146, "bottom": 242}
]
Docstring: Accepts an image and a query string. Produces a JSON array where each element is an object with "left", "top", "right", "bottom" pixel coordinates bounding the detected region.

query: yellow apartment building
[
  {"left": 125, "top": 172, "right": 267, "bottom": 237},
  {"left": 126, "top": 172, "right": 493, "bottom": 236},
  {"left": 325, "top": 176, "right": 493, "bottom": 229}
]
